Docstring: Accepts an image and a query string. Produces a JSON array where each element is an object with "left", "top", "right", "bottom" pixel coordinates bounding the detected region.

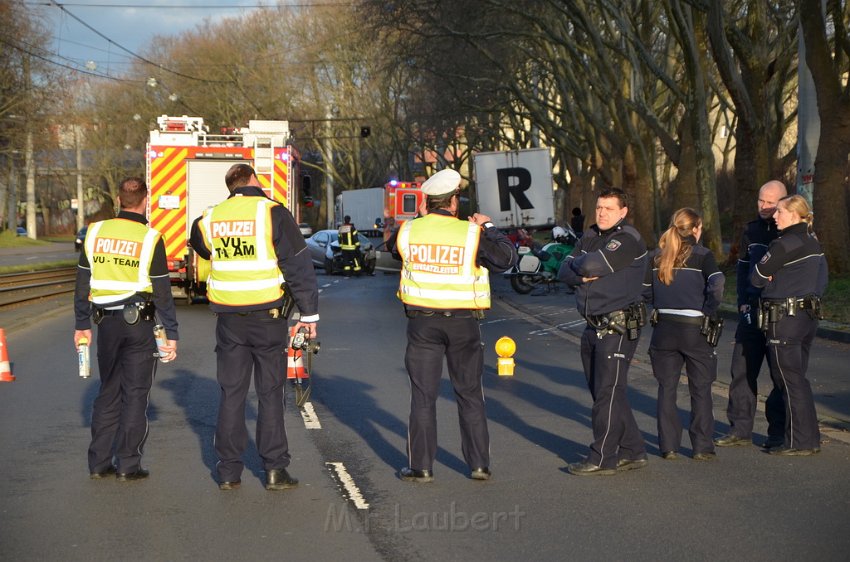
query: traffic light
[{"left": 360, "top": 126, "right": 371, "bottom": 138}]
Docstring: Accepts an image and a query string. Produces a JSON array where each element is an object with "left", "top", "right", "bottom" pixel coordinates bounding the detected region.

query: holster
[
  {"left": 700, "top": 315, "right": 724, "bottom": 347},
  {"left": 758, "top": 295, "right": 822, "bottom": 332},
  {"left": 588, "top": 302, "right": 645, "bottom": 341}
]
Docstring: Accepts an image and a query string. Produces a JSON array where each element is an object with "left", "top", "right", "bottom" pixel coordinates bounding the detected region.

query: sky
[{"left": 36, "top": 1, "right": 264, "bottom": 79}]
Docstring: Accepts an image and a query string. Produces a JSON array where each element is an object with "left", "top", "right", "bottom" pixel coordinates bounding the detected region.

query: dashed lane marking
[
  {"left": 326, "top": 462, "right": 370, "bottom": 509},
  {"left": 300, "top": 401, "right": 322, "bottom": 429}
]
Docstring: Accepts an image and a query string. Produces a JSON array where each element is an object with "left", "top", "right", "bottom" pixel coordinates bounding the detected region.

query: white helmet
[{"left": 552, "top": 226, "right": 567, "bottom": 239}]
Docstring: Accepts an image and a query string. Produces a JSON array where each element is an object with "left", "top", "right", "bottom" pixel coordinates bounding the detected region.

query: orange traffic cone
[{"left": 0, "top": 328, "right": 15, "bottom": 382}]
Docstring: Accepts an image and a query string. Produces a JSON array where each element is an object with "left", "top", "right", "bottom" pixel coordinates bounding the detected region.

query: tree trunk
[
  {"left": 622, "top": 144, "right": 655, "bottom": 246},
  {"left": 800, "top": 0, "right": 850, "bottom": 274}
]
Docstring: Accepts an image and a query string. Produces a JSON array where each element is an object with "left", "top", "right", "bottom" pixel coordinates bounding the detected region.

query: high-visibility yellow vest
[
  {"left": 397, "top": 213, "right": 490, "bottom": 309},
  {"left": 85, "top": 218, "right": 159, "bottom": 305},
  {"left": 200, "top": 196, "right": 283, "bottom": 306}
]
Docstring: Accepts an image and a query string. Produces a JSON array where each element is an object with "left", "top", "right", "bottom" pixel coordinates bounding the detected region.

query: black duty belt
[
  {"left": 94, "top": 302, "right": 154, "bottom": 325},
  {"left": 235, "top": 307, "right": 283, "bottom": 318},
  {"left": 405, "top": 309, "right": 483, "bottom": 319},
  {"left": 657, "top": 313, "right": 703, "bottom": 326}
]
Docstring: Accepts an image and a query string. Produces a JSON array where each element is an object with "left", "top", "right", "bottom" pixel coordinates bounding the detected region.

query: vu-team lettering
[{"left": 408, "top": 244, "right": 465, "bottom": 274}]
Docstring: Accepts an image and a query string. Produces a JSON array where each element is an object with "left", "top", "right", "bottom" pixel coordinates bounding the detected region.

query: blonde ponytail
[{"left": 654, "top": 208, "right": 701, "bottom": 285}]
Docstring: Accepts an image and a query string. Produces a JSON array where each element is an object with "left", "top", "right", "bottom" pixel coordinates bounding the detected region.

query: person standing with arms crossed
[
  {"left": 752, "top": 195, "right": 827, "bottom": 456},
  {"left": 73, "top": 177, "right": 178, "bottom": 481},
  {"left": 643, "top": 208, "right": 724, "bottom": 461},
  {"left": 391, "top": 168, "right": 517, "bottom": 482},
  {"left": 190, "top": 163, "right": 319, "bottom": 491},
  {"left": 715, "top": 180, "right": 787, "bottom": 449},
  {"left": 559, "top": 187, "right": 649, "bottom": 476}
]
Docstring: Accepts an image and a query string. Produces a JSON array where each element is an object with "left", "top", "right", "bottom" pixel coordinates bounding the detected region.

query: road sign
[{"left": 473, "top": 148, "right": 555, "bottom": 228}]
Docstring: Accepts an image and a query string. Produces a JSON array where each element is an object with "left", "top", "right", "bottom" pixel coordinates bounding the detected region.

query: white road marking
[
  {"left": 326, "top": 462, "right": 370, "bottom": 509},
  {"left": 299, "top": 401, "right": 322, "bottom": 429}
]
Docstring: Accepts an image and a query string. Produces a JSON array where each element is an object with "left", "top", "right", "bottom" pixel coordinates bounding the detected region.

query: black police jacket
[
  {"left": 560, "top": 220, "right": 647, "bottom": 317},
  {"left": 751, "top": 222, "right": 828, "bottom": 299},
  {"left": 736, "top": 216, "right": 779, "bottom": 308}
]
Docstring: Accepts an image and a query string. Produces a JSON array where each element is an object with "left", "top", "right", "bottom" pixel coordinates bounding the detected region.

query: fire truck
[
  {"left": 383, "top": 180, "right": 423, "bottom": 233},
  {"left": 146, "top": 115, "right": 297, "bottom": 303}
]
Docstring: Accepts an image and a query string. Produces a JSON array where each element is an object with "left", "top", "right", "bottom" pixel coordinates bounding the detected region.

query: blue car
[{"left": 16, "top": 226, "right": 27, "bottom": 237}]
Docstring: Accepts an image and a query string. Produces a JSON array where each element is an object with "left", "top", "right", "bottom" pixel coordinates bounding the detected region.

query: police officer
[
  {"left": 715, "top": 180, "right": 787, "bottom": 449},
  {"left": 73, "top": 177, "right": 179, "bottom": 481},
  {"left": 391, "top": 169, "right": 517, "bottom": 482},
  {"left": 559, "top": 187, "right": 648, "bottom": 475},
  {"left": 752, "top": 194, "right": 827, "bottom": 456},
  {"left": 338, "top": 214, "right": 362, "bottom": 276},
  {"left": 643, "top": 208, "right": 724, "bottom": 461},
  {"left": 189, "top": 163, "right": 319, "bottom": 491}
]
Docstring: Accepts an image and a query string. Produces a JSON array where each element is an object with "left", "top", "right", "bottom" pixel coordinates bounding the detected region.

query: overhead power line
[
  {"left": 0, "top": 36, "right": 139, "bottom": 83},
  {"left": 27, "top": 1, "right": 351, "bottom": 8},
  {"left": 48, "top": 0, "right": 234, "bottom": 84}
]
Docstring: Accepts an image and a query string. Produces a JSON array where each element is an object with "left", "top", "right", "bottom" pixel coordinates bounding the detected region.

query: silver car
[{"left": 305, "top": 229, "right": 376, "bottom": 275}]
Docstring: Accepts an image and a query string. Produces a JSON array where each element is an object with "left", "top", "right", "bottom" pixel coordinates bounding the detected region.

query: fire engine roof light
[{"left": 389, "top": 180, "right": 398, "bottom": 187}]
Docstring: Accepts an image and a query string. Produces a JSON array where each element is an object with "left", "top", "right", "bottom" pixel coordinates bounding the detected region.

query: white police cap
[{"left": 421, "top": 169, "right": 462, "bottom": 196}]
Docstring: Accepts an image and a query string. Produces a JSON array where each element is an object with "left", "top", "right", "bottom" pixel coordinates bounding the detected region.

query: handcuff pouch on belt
[
  {"left": 587, "top": 302, "right": 646, "bottom": 340},
  {"left": 757, "top": 295, "right": 822, "bottom": 332}
]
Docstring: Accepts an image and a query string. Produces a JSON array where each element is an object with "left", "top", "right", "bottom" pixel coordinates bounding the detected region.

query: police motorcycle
[{"left": 504, "top": 225, "right": 577, "bottom": 294}]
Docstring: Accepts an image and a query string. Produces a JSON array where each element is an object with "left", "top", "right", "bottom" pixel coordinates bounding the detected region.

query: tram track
[{"left": 0, "top": 267, "right": 77, "bottom": 310}]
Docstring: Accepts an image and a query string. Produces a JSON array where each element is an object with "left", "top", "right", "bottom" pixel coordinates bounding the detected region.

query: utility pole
[
  {"left": 324, "top": 110, "right": 335, "bottom": 229},
  {"left": 76, "top": 125, "right": 85, "bottom": 230},
  {"left": 25, "top": 129, "right": 36, "bottom": 240},
  {"left": 797, "top": 0, "right": 826, "bottom": 205},
  {"left": 6, "top": 156, "right": 16, "bottom": 232}
]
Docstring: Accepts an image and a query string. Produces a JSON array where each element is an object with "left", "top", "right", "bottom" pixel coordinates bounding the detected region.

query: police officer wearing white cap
[{"left": 390, "top": 168, "right": 517, "bottom": 483}]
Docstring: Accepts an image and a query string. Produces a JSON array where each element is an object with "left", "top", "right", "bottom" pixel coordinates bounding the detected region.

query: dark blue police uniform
[
  {"left": 752, "top": 222, "right": 827, "bottom": 453},
  {"left": 390, "top": 210, "right": 517, "bottom": 477},
  {"left": 721, "top": 216, "right": 786, "bottom": 447},
  {"left": 189, "top": 185, "right": 319, "bottom": 487},
  {"left": 560, "top": 219, "right": 648, "bottom": 471},
  {"left": 643, "top": 239, "right": 724, "bottom": 457},
  {"left": 74, "top": 211, "right": 179, "bottom": 477}
]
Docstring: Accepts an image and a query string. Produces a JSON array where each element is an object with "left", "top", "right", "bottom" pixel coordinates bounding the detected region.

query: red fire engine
[
  {"left": 146, "top": 115, "right": 297, "bottom": 303},
  {"left": 382, "top": 180, "right": 424, "bottom": 240}
]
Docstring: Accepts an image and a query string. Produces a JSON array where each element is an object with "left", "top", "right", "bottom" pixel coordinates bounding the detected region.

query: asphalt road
[
  {"left": 0, "top": 242, "right": 78, "bottom": 268},
  {"left": 1, "top": 267, "right": 849, "bottom": 561}
]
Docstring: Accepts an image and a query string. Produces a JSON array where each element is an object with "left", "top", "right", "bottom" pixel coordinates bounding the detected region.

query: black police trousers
[
  {"left": 214, "top": 311, "right": 290, "bottom": 482},
  {"left": 89, "top": 315, "right": 157, "bottom": 474},
  {"left": 580, "top": 326, "right": 645, "bottom": 469},
  {"left": 648, "top": 320, "right": 717, "bottom": 455},
  {"left": 725, "top": 314, "right": 785, "bottom": 440},
  {"left": 766, "top": 312, "right": 820, "bottom": 450},
  {"left": 404, "top": 314, "right": 489, "bottom": 472}
]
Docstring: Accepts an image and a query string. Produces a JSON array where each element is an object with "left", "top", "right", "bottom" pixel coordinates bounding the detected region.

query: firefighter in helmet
[{"left": 338, "top": 215, "right": 363, "bottom": 276}]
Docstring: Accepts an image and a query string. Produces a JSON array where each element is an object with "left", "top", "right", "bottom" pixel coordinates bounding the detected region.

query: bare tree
[{"left": 799, "top": 0, "right": 850, "bottom": 273}]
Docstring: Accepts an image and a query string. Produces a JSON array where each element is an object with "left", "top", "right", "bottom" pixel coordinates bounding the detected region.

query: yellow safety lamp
[{"left": 495, "top": 336, "right": 516, "bottom": 377}]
